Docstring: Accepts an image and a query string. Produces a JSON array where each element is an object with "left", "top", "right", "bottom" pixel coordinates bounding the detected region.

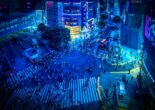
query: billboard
[
  {"left": 144, "top": 16, "right": 151, "bottom": 39},
  {"left": 144, "top": 15, "right": 155, "bottom": 46}
]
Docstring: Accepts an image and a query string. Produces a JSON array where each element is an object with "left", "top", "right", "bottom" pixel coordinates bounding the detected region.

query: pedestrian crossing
[
  {"left": 4, "top": 77, "right": 99, "bottom": 110},
  {"left": 6, "top": 51, "right": 57, "bottom": 90}
]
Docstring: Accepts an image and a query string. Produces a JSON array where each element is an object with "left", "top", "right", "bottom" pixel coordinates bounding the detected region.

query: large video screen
[{"left": 144, "top": 15, "right": 155, "bottom": 46}]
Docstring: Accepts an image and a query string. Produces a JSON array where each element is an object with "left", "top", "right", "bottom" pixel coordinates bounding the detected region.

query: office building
[
  {"left": 0, "top": 12, "right": 37, "bottom": 36},
  {"left": 46, "top": 0, "right": 98, "bottom": 36},
  {"left": 46, "top": 1, "right": 63, "bottom": 28}
]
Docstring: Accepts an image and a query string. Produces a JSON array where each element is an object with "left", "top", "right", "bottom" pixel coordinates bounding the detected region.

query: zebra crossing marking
[
  {"left": 93, "top": 77, "right": 98, "bottom": 102},
  {"left": 17, "top": 88, "right": 29, "bottom": 110},
  {"left": 4, "top": 77, "right": 100, "bottom": 110}
]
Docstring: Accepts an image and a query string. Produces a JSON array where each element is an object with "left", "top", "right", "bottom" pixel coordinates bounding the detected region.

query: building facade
[
  {"left": 142, "top": 0, "right": 155, "bottom": 84},
  {"left": 0, "top": 12, "right": 37, "bottom": 36},
  {"left": 0, "top": 0, "right": 10, "bottom": 15},
  {"left": 46, "top": 0, "right": 98, "bottom": 36},
  {"left": 46, "top": 1, "right": 63, "bottom": 28},
  {"left": 63, "top": 1, "right": 82, "bottom": 35},
  {"left": 120, "top": 14, "right": 144, "bottom": 50}
]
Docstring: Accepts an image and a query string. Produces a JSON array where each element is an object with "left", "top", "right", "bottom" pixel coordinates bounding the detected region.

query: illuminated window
[
  {"left": 2, "top": 28, "right": 4, "bottom": 31},
  {"left": 11, "top": 25, "right": 14, "bottom": 29},
  {"left": 14, "top": 24, "right": 17, "bottom": 28},
  {"left": 5, "top": 22, "right": 9, "bottom": 27},
  {"left": 1, "top": 22, "right": 5, "bottom": 28},
  {"left": 10, "top": 20, "right": 13, "bottom": 25},
  {"left": 47, "top": 1, "right": 53, "bottom": 7}
]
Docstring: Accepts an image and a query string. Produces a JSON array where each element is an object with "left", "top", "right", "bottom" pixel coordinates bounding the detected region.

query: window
[
  {"left": 15, "top": 24, "right": 17, "bottom": 28},
  {"left": 10, "top": 20, "right": 14, "bottom": 25},
  {"left": 2, "top": 28, "right": 4, "bottom": 32},
  {"left": 11, "top": 25, "right": 14, "bottom": 30},
  {"left": 1, "top": 22, "right": 5, "bottom": 28},
  {"left": 5, "top": 21, "right": 9, "bottom": 27}
]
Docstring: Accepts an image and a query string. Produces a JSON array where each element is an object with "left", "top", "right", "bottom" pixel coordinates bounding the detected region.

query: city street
[{"left": 1, "top": 0, "right": 155, "bottom": 110}]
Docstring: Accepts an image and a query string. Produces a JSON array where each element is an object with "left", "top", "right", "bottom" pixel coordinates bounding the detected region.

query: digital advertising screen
[{"left": 144, "top": 15, "right": 155, "bottom": 46}]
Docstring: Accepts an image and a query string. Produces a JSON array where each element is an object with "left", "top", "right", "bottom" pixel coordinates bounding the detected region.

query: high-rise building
[
  {"left": 0, "top": 0, "right": 40, "bottom": 36},
  {"left": 120, "top": 14, "right": 144, "bottom": 50},
  {"left": 46, "top": 0, "right": 98, "bottom": 36},
  {"left": 0, "top": 12, "right": 36, "bottom": 36},
  {"left": 0, "top": 0, "right": 11, "bottom": 15},
  {"left": 63, "top": 1, "right": 82, "bottom": 35},
  {"left": 0, "top": 0, "right": 36, "bottom": 16},
  {"left": 46, "top": 1, "right": 63, "bottom": 28},
  {"left": 114, "top": 0, "right": 120, "bottom": 15},
  {"left": 128, "top": 0, "right": 144, "bottom": 14},
  {"left": 120, "top": 0, "right": 144, "bottom": 50},
  {"left": 142, "top": 0, "right": 155, "bottom": 84},
  {"left": 21, "top": 0, "right": 35, "bottom": 10}
]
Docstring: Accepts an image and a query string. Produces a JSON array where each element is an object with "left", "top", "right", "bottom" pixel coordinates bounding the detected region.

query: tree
[
  {"left": 112, "top": 16, "right": 121, "bottom": 23},
  {"left": 37, "top": 23, "right": 45, "bottom": 32},
  {"left": 11, "top": 36, "right": 18, "bottom": 43},
  {"left": 98, "top": 13, "right": 108, "bottom": 28},
  {"left": 100, "top": 13, "right": 108, "bottom": 20},
  {"left": 38, "top": 23, "right": 70, "bottom": 51},
  {"left": 98, "top": 21, "right": 106, "bottom": 28},
  {"left": 100, "top": 5, "right": 107, "bottom": 12},
  {"left": 38, "top": 23, "right": 51, "bottom": 40},
  {"left": 100, "top": 2, "right": 107, "bottom": 12},
  {"left": 49, "top": 27, "right": 70, "bottom": 50}
]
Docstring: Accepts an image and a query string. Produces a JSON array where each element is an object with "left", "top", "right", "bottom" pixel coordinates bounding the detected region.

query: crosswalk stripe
[
  {"left": 12, "top": 90, "right": 22, "bottom": 110},
  {"left": 49, "top": 85, "right": 54, "bottom": 110},
  {"left": 87, "top": 78, "right": 90, "bottom": 103},
  {"left": 73, "top": 79, "right": 77, "bottom": 106},
  {"left": 57, "top": 82, "right": 62, "bottom": 109},
  {"left": 77, "top": 79, "right": 80, "bottom": 106},
  {"left": 79, "top": 79, "right": 82, "bottom": 104},
  {"left": 43, "top": 86, "right": 49, "bottom": 110},
  {"left": 21, "top": 88, "right": 31, "bottom": 109},
  {"left": 73, "top": 80, "right": 78, "bottom": 105},
  {"left": 61, "top": 81, "right": 64, "bottom": 109},
  {"left": 70, "top": 79, "right": 73, "bottom": 107},
  {"left": 24, "top": 88, "right": 35, "bottom": 109},
  {"left": 82, "top": 78, "right": 86, "bottom": 104},
  {"left": 84, "top": 79, "right": 87, "bottom": 104},
  {"left": 40, "top": 86, "right": 46, "bottom": 104},
  {"left": 51, "top": 85, "right": 56, "bottom": 110},
  {"left": 25, "top": 70, "right": 29, "bottom": 78},
  {"left": 68, "top": 80, "right": 71, "bottom": 108},
  {"left": 3, "top": 90, "right": 18, "bottom": 110},
  {"left": 92, "top": 77, "right": 97, "bottom": 102},
  {"left": 17, "top": 88, "right": 29, "bottom": 109},
  {"left": 30, "top": 87, "right": 39, "bottom": 110},
  {"left": 67, "top": 81, "right": 70, "bottom": 108},
  {"left": 93, "top": 77, "right": 98, "bottom": 102},
  {"left": 90, "top": 77, "right": 95, "bottom": 102},
  {"left": 5, "top": 77, "right": 100, "bottom": 109},
  {"left": 63, "top": 81, "right": 67, "bottom": 109}
]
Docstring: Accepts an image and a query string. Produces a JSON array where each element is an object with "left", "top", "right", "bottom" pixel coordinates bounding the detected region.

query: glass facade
[
  {"left": 46, "top": 1, "right": 63, "bottom": 28},
  {"left": 46, "top": 0, "right": 97, "bottom": 36},
  {"left": 0, "top": 12, "right": 36, "bottom": 36}
]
